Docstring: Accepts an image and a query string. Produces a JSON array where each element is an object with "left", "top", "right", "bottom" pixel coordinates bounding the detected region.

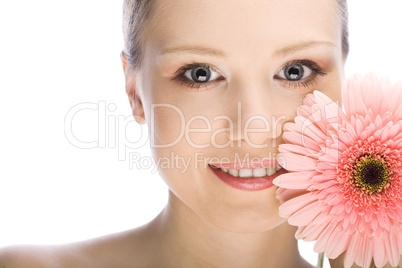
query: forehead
[{"left": 146, "top": 0, "right": 341, "bottom": 59}]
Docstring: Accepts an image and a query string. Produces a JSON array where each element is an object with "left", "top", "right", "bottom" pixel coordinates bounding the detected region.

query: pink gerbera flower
[{"left": 273, "top": 73, "right": 402, "bottom": 268}]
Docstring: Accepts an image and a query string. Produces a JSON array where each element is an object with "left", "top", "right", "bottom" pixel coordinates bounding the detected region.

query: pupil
[
  {"left": 354, "top": 157, "right": 389, "bottom": 193},
  {"left": 285, "top": 64, "right": 304, "bottom": 81},
  {"left": 192, "top": 67, "right": 210, "bottom": 82}
]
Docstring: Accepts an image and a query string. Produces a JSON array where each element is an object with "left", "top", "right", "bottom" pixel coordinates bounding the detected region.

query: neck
[{"left": 148, "top": 191, "right": 310, "bottom": 268}]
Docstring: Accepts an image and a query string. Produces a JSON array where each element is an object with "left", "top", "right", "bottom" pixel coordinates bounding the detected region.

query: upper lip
[{"left": 209, "top": 159, "right": 280, "bottom": 169}]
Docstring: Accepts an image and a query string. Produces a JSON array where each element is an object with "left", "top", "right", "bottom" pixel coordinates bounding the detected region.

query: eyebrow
[
  {"left": 160, "top": 45, "right": 226, "bottom": 58},
  {"left": 274, "top": 41, "right": 336, "bottom": 56},
  {"left": 159, "top": 41, "right": 336, "bottom": 58}
]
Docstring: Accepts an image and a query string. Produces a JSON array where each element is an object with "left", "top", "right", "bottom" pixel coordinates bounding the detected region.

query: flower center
[{"left": 354, "top": 157, "right": 389, "bottom": 193}]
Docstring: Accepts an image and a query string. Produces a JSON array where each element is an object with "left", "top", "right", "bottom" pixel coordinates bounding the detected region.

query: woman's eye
[
  {"left": 171, "top": 64, "right": 224, "bottom": 90},
  {"left": 274, "top": 60, "right": 326, "bottom": 89},
  {"left": 184, "top": 65, "right": 220, "bottom": 83},
  {"left": 277, "top": 63, "right": 313, "bottom": 81}
]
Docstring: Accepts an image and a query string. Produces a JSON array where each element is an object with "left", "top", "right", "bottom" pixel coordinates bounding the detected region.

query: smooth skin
[{"left": 1, "top": 0, "right": 400, "bottom": 267}]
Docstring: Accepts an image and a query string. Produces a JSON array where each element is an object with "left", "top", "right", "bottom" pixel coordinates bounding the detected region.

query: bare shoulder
[
  {"left": 0, "top": 224, "right": 158, "bottom": 268},
  {"left": 0, "top": 242, "right": 99, "bottom": 268},
  {"left": 0, "top": 244, "right": 64, "bottom": 268}
]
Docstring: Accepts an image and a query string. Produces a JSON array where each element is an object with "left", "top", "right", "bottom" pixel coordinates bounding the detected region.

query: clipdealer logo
[
  {"left": 64, "top": 101, "right": 288, "bottom": 167},
  {"left": 128, "top": 152, "right": 280, "bottom": 174},
  {"left": 150, "top": 102, "right": 287, "bottom": 149},
  {"left": 64, "top": 101, "right": 149, "bottom": 161}
]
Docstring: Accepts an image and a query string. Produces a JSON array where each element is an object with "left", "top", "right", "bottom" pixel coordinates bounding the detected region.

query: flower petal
[
  {"left": 325, "top": 223, "right": 350, "bottom": 259},
  {"left": 344, "top": 233, "right": 361, "bottom": 268},
  {"left": 277, "top": 152, "right": 317, "bottom": 171},
  {"left": 279, "top": 192, "right": 315, "bottom": 217},
  {"left": 288, "top": 201, "right": 321, "bottom": 226},
  {"left": 273, "top": 171, "right": 313, "bottom": 189},
  {"left": 373, "top": 235, "right": 387, "bottom": 268}
]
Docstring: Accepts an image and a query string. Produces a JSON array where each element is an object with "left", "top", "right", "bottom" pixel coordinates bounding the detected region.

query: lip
[{"left": 209, "top": 164, "right": 287, "bottom": 191}]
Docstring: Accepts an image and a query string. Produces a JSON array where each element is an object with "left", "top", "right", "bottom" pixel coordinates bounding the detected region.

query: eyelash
[
  {"left": 275, "top": 59, "right": 327, "bottom": 89},
  {"left": 171, "top": 59, "right": 327, "bottom": 90},
  {"left": 171, "top": 62, "right": 222, "bottom": 90}
]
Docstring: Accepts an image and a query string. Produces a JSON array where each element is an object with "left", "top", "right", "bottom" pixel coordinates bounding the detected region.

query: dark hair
[{"left": 122, "top": 0, "right": 349, "bottom": 69}]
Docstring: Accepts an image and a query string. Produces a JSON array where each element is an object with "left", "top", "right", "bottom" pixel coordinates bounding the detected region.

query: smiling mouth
[
  {"left": 208, "top": 163, "right": 286, "bottom": 191},
  {"left": 209, "top": 164, "right": 283, "bottom": 178}
]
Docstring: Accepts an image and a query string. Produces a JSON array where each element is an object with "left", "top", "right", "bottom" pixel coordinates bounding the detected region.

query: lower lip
[{"left": 209, "top": 166, "right": 287, "bottom": 191}]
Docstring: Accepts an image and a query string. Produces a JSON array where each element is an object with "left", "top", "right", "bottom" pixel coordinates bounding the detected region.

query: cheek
[
  {"left": 149, "top": 103, "right": 218, "bottom": 153},
  {"left": 320, "top": 75, "right": 343, "bottom": 103},
  {"left": 149, "top": 105, "right": 187, "bottom": 148},
  {"left": 272, "top": 91, "right": 307, "bottom": 123},
  {"left": 320, "top": 54, "right": 344, "bottom": 102}
]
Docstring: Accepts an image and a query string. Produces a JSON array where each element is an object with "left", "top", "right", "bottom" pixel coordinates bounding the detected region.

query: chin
[{"left": 162, "top": 161, "right": 286, "bottom": 233}]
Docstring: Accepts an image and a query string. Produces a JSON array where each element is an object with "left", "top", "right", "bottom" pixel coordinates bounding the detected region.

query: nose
[{"left": 225, "top": 80, "right": 287, "bottom": 149}]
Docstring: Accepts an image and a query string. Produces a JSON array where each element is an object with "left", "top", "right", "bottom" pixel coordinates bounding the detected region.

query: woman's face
[{"left": 129, "top": 0, "right": 345, "bottom": 232}]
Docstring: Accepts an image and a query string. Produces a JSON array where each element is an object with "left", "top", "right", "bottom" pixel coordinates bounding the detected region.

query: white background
[{"left": 0, "top": 1, "right": 401, "bottom": 267}]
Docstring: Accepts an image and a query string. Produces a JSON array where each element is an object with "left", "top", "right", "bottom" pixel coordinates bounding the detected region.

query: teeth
[
  {"left": 266, "top": 167, "right": 276, "bottom": 176},
  {"left": 253, "top": 168, "right": 267, "bottom": 177},
  {"left": 219, "top": 166, "right": 281, "bottom": 178},
  {"left": 239, "top": 169, "right": 253, "bottom": 178},
  {"left": 229, "top": 169, "right": 239, "bottom": 177}
]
